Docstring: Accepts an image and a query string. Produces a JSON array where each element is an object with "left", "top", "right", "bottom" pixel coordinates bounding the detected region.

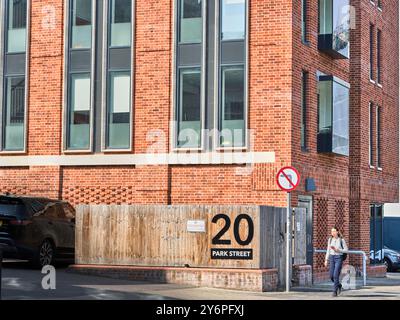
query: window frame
[
  {"left": 63, "top": 0, "right": 96, "bottom": 153},
  {"left": 0, "top": 0, "right": 30, "bottom": 154},
  {"left": 172, "top": 0, "right": 207, "bottom": 152},
  {"left": 214, "top": 0, "right": 249, "bottom": 151},
  {"left": 101, "top": 0, "right": 135, "bottom": 152}
]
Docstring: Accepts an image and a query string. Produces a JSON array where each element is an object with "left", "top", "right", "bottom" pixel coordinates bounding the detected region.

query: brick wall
[{"left": 0, "top": 0, "right": 398, "bottom": 279}]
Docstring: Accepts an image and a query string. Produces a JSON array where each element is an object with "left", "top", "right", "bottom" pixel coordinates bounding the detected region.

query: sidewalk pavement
[{"left": 2, "top": 260, "right": 400, "bottom": 300}]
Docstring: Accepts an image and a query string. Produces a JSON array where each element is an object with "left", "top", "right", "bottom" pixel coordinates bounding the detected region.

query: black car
[{"left": 0, "top": 195, "right": 75, "bottom": 268}]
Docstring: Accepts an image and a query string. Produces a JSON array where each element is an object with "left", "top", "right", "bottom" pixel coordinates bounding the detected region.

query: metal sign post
[
  {"left": 286, "top": 192, "right": 291, "bottom": 293},
  {"left": 276, "top": 166, "right": 300, "bottom": 293}
]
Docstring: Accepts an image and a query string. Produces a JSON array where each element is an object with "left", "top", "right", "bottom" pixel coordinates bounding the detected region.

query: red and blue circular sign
[{"left": 276, "top": 166, "right": 301, "bottom": 192}]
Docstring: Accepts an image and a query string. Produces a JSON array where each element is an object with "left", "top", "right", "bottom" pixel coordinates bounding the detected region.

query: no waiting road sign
[{"left": 276, "top": 166, "right": 300, "bottom": 192}]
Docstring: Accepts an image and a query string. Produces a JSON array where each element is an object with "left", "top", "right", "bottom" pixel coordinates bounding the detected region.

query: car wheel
[
  {"left": 384, "top": 258, "right": 393, "bottom": 272},
  {"left": 32, "top": 240, "right": 55, "bottom": 268}
]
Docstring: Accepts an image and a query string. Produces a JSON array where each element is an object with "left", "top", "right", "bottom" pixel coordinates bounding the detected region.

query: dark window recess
[
  {"left": 377, "top": 106, "right": 382, "bottom": 168},
  {"left": 73, "top": 111, "right": 90, "bottom": 125},
  {"left": 113, "top": 0, "right": 132, "bottom": 23},
  {"left": 111, "top": 112, "right": 130, "bottom": 124},
  {"left": 370, "top": 204, "right": 384, "bottom": 264},
  {"left": 301, "top": 71, "right": 308, "bottom": 150},
  {"left": 183, "top": 0, "right": 202, "bottom": 18},
  {"left": 370, "top": 24, "right": 375, "bottom": 80},
  {"left": 318, "top": 0, "right": 350, "bottom": 59},
  {"left": 370, "top": 103, "right": 374, "bottom": 166},
  {"left": 377, "top": 29, "right": 382, "bottom": 84},
  {"left": 11, "top": 0, "right": 27, "bottom": 28},
  {"left": 9, "top": 78, "right": 25, "bottom": 124}
]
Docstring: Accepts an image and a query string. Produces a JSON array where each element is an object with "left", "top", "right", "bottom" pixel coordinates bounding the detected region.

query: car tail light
[{"left": 9, "top": 219, "right": 32, "bottom": 226}]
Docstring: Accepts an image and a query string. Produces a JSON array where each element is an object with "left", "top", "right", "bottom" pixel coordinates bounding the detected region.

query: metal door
[{"left": 298, "top": 197, "right": 313, "bottom": 266}]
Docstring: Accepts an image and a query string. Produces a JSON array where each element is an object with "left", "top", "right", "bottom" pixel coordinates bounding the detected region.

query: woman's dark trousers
[{"left": 329, "top": 255, "right": 343, "bottom": 293}]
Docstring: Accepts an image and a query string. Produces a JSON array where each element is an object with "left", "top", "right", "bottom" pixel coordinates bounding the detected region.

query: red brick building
[{"left": 0, "top": 0, "right": 398, "bottom": 284}]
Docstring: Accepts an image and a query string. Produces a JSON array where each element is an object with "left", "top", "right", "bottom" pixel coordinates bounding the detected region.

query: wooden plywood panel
[{"left": 75, "top": 205, "right": 265, "bottom": 269}]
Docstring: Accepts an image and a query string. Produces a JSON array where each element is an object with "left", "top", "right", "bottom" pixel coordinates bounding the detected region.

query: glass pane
[
  {"left": 68, "top": 73, "right": 91, "bottom": 149},
  {"left": 179, "top": 0, "right": 202, "bottom": 43},
  {"left": 177, "top": 68, "right": 201, "bottom": 148},
  {"left": 377, "top": 107, "right": 381, "bottom": 167},
  {"left": 370, "top": 206, "right": 376, "bottom": 264},
  {"left": 3, "top": 77, "right": 25, "bottom": 150},
  {"left": 110, "top": 0, "right": 132, "bottom": 47},
  {"left": 318, "top": 80, "right": 332, "bottom": 133},
  {"left": 332, "top": 81, "right": 349, "bottom": 156},
  {"left": 221, "top": 0, "right": 246, "bottom": 41},
  {"left": 375, "top": 206, "right": 383, "bottom": 262},
  {"left": 106, "top": 72, "right": 131, "bottom": 149},
  {"left": 220, "top": 66, "right": 245, "bottom": 147},
  {"left": 71, "top": 0, "right": 92, "bottom": 49},
  {"left": 319, "top": 0, "right": 332, "bottom": 35},
  {"left": 7, "top": 0, "right": 27, "bottom": 53},
  {"left": 332, "top": 0, "right": 350, "bottom": 57}
]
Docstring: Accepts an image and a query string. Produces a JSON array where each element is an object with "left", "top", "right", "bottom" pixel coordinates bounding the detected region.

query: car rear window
[{"left": 0, "top": 198, "right": 29, "bottom": 219}]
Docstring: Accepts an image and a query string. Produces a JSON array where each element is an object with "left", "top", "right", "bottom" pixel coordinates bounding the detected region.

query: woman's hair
[{"left": 332, "top": 226, "right": 342, "bottom": 238}]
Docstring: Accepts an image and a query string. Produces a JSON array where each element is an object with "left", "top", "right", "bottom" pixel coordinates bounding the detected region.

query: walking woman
[{"left": 324, "top": 227, "right": 348, "bottom": 297}]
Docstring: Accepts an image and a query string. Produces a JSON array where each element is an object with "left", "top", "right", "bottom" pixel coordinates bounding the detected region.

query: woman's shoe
[{"left": 338, "top": 284, "right": 342, "bottom": 295}]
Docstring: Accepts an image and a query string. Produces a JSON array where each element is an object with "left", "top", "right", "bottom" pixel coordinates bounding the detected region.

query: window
[
  {"left": 318, "top": 0, "right": 350, "bottom": 59},
  {"left": 301, "top": 0, "right": 308, "bottom": 43},
  {"left": 7, "top": 0, "right": 27, "bottom": 53},
  {"left": 370, "top": 24, "right": 375, "bottom": 81},
  {"left": 173, "top": 0, "right": 248, "bottom": 150},
  {"left": 3, "top": 77, "right": 25, "bottom": 151},
  {"left": 219, "top": 66, "right": 245, "bottom": 147},
  {"left": 179, "top": 0, "right": 202, "bottom": 43},
  {"left": 370, "top": 204, "right": 383, "bottom": 264},
  {"left": 71, "top": 0, "right": 92, "bottom": 49},
  {"left": 177, "top": 68, "right": 201, "bottom": 148},
  {"left": 104, "top": 0, "right": 133, "bottom": 150},
  {"left": 377, "top": 29, "right": 382, "bottom": 85},
  {"left": 106, "top": 72, "right": 131, "bottom": 149},
  {"left": 0, "top": 0, "right": 28, "bottom": 152},
  {"left": 67, "top": 74, "right": 91, "bottom": 150},
  {"left": 218, "top": 0, "right": 247, "bottom": 148},
  {"left": 377, "top": 106, "right": 382, "bottom": 168},
  {"left": 369, "top": 103, "right": 374, "bottom": 166},
  {"left": 317, "top": 75, "right": 349, "bottom": 156},
  {"left": 66, "top": 0, "right": 93, "bottom": 151},
  {"left": 65, "top": 0, "right": 133, "bottom": 151},
  {"left": 110, "top": 0, "right": 132, "bottom": 47},
  {"left": 301, "top": 71, "right": 308, "bottom": 150},
  {"left": 175, "top": 0, "right": 204, "bottom": 149},
  {"left": 221, "top": 0, "right": 246, "bottom": 41}
]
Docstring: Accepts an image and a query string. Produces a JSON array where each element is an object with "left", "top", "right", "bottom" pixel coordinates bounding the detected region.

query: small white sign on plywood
[{"left": 187, "top": 220, "right": 206, "bottom": 233}]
